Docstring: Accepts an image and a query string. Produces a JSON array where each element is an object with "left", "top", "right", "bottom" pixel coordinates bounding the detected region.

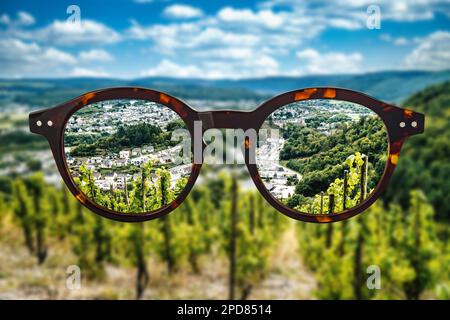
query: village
[
  {"left": 66, "top": 144, "right": 192, "bottom": 192},
  {"left": 269, "top": 99, "right": 371, "bottom": 134},
  {"left": 257, "top": 135, "right": 301, "bottom": 201},
  {"left": 65, "top": 99, "right": 179, "bottom": 136},
  {"left": 64, "top": 99, "right": 191, "bottom": 192}
]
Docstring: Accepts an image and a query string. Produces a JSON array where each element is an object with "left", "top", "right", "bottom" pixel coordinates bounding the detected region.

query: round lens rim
[
  {"left": 63, "top": 98, "right": 195, "bottom": 216},
  {"left": 254, "top": 98, "right": 389, "bottom": 218},
  {"left": 245, "top": 87, "right": 408, "bottom": 223},
  {"left": 54, "top": 87, "right": 200, "bottom": 222}
]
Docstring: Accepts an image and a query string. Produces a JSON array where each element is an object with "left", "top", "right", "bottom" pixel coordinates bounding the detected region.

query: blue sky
[{"left": 0, "top": 0, "right": 449, "bottom": 79}]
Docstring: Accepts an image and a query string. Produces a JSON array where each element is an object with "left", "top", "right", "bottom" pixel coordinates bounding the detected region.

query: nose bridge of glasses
[{"left": 197, "top": 110, "right": 258, "bottom": 130}]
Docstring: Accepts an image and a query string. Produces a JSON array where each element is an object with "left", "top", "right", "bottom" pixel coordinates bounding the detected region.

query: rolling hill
[{"left": 0, "top": 70, "right": 449, "bottom": 110}]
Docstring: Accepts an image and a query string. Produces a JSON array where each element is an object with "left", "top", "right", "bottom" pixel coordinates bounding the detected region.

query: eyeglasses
[{"left": 29, "top": 87, "right": 424, "bottom": 223}]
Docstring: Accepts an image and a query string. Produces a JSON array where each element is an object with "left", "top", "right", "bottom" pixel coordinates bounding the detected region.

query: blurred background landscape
[{"left": 0, "top": 0, "right": 449, "bottom": 299}]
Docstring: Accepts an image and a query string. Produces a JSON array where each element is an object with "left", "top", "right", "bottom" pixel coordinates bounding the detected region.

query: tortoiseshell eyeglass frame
[{"left": 29, "top": 87, "right": 424, "bottom": 223}]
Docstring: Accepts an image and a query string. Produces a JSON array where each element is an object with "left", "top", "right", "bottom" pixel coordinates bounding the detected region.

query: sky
[{"left": 0, "top": 0, "right": 449, "bottom": 79}]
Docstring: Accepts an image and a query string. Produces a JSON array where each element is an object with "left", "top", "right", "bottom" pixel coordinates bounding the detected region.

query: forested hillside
[
  {"left": 383, "top": 81, "right": 450, "bottom": 221},
  {"left": 281, "top": 116, "right": 387, "bottom": 209}
]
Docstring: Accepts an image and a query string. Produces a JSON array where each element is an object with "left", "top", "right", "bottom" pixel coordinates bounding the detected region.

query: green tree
[
  {"left": 156, "top": 168, "right": 176, "bottom": 274},
  {"left": 27, "top": 173, "right": 50, "bottom": 264},
  {"left": 402, "top": 190, "right": 440, "bottom": 299},
  {"left": 11, "top": 178, "right": 35, "bottom": 254},
  {"left": 126, "top": 223, "right": 150, "bottom": 299}
]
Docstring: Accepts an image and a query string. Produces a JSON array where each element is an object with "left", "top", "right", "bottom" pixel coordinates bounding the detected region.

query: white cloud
[
  {"left": 141, "top": 59, "right": 202, "bottom": 78},
  {"left": 17, "top": 11, "right": 35, "bottom": 26},
  {"left": 0, "top": 13, "right": 120, "bottom": 47},
  {"left": 0, "top": 14, "right": 11, "bottom": 25},
  {"left": 186, "top": 27, "right": 260, "bottom": 49},
  {"left": 0, "top": 38, "right": 75, "bottom": 64},
  {"left": 392, "top": 38, "right": 409, "bottom": 46},
  {"left": 327, "top": 18, "right": 362, "bottom": 30},
  {"left": 0, "top": 38, "right": 116, "bottom": 78},
  {"left": 79, "top": 49, "right": 114, "bottom": 62},
  {"left": 128, "top": 23, "right": 261, "bottom": 52},
  {"left": 380, "top": 34, "right": 412, "bottom": 46},
  {"left": 163, "top": 4, "right": 204, "bottom": 19},
  {"left": 0, "top": 38, "right": 76, "bottom": 77},
  {"left": 134, "top": 0, "right": 171, "bottom": 3},
  {"left": 43, "top": 47, "right": 76, "bottom": 64},
  {"left": 141, "top": 55, "right": 280, "bottom": 79},
  {"left": 201, "top": 55, "right": 279, "bottom": 79},
  {"left": 193, "top": 47, "right": 256, "bottom": 60},
  {"left": 260, "top": 0, "right": 450, "bottom": 22},
  {"left": 0, "top": 11, "right": 35, "bottom": 27},
  {"left": 296, "top": 48, "right": 363, "bottom": 74},
  {"left": 385, "top": 1, "right": 434, "bottom": 21},
  {"left": 127, "top": 6, "right": 321, "bottom": 53},
  {"left": 217, "top": 7, "right": 284, "bottom": 29},
  {"left": 30, "top": 19, "right": 121, "bottom": 45},
  {"left": 70, "top": 67, "right": 110, "bottom": 78},
  {"left": 128, "top": 19, "right": 288, "bottom": 78},
  {"left": 127, "top": 4, "right": 333, "bottom": 79},
  {"left": 404, "top": 31, "right": 450, "bottom": 71}
]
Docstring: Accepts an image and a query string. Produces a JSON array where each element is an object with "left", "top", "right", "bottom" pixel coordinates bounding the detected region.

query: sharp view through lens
[
  {"left": 0, "top": 0, "right": 449, "bottom": 301},
  {"left": 64, "top": 99, "right": 192, "bottom": 214},
  {"left": 256, "top": 99, "right": 388, "bottom": 215}
]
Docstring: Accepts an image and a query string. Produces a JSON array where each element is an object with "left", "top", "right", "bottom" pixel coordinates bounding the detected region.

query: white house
[
  {"left": 94, "top": 179, "right": 111, "bottom": 191},
  {"left": 100, "top": 159, "right": 113, "bottom": 169},
  {"left": 115, "top": 159, "right": 128, "bottom": 167},
  {"left": 131, "top": 155, "right": 150, "bottom": 166},
  {"left": 131, "top": 148, "right": 141, "bottom": 157},
  {"left": 119, "top": 150, "right": 130, "bottom": 159},
  {"left": 142, "top": 145, "right": 154, "bottom": 154}
]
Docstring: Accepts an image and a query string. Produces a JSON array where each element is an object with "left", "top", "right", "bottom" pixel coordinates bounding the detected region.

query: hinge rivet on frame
[
  {"left": 411, "top": 121, "right": 417, "bottom": 128},
  {"left": 47, "top": 120, "right": 53, "bottom": 127},
  {"left": 399, "top": 122, "right": 406, "bottom": 128},
  {"left": 36, "top": 121, "right": 42, "bottom": 127}
]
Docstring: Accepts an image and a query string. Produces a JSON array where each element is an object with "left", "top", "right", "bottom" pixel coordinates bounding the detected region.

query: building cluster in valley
[
  {"left": 257, "top": 136, "right": 301, "bottom": 200},
  {"left": 66, "top": 144, "right": 191, "bottom": 191},
  {"left": 65, "top": 99, "right": 179, "bottom": 136},
  {"left": 269, "top": 100, "right": 372, "bottom": 134},
  {"left": 64, "top": 99, "right": 191, "bottom": 192}
]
